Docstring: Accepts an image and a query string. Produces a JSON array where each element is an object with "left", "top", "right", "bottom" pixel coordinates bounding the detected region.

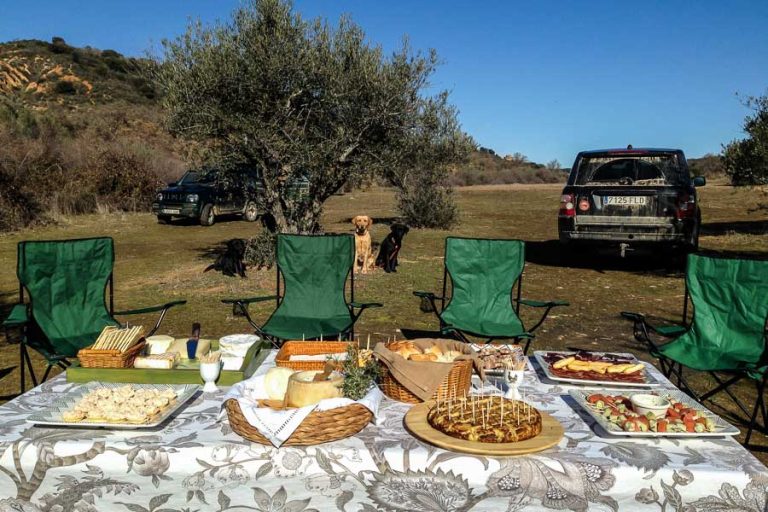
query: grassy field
[{"left": 1, "top": 182, "right": 767, "bottom": 456}]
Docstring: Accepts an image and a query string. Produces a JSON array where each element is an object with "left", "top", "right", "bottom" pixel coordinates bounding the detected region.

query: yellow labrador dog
[{"left": 352, "top": 215, "right": 374, "bottom": 274}]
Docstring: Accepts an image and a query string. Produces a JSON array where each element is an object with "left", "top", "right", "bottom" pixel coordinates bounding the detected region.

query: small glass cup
[
  {"left": 186, "top": 339, "right": 199, "bottom": 360},
  {"left": 200, "top": 361, "right": 222, "bottom": 393}
]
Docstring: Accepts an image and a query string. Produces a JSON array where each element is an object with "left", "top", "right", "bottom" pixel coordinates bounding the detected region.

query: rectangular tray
[
  {"left": 569, "top": 388, "right": 740, "bottom": 437},
  {"left": 27, "top": 382, "right": 199, "bottom": 429},
  {"left": 533, "top": 350, "right": 659, "bottom": 387},
  {"left": 66, "top": 340, "right": 268, "bottom": 386}
]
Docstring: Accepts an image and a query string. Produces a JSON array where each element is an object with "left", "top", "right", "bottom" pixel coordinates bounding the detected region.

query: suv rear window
[{"left": 571, "top": 154, "right": 688, "bottom": 186}]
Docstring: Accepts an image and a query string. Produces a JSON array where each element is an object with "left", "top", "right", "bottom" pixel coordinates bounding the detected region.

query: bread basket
[
  {"left": 225, "top": 399, "right": 372, "bottom": 446},
  {"left": 275, "top": 341, "right": 351, "bottom": 371}
]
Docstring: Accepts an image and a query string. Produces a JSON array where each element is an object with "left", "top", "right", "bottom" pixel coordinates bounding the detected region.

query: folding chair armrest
[
  {"left": 3, "top": 304, "right": 29, "bottom": 328},
  {"left": 349, "top": 302, "right": 383, "bottom": 310},
  {"left": 620, "top": 311, "right": 685, "bottom": 338},
  {"left": 413, "top": 291, "right": 443, "bottom": 300},
  {"left": 654, "top": 325, "right": 687, "bottom": 337},
  {"left": 517, "top": 298, "right": 569, "bottom": 308},
  {"left": 114, "top": 300, "right": 187, "bottom": 316},
  {"left": 221, "top": 296, "right": 277, "bottom": 305}
]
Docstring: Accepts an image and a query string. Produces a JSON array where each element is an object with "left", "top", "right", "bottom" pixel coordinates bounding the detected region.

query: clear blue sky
[{"left": 2, "top": 0, "right": 767, "bottom": 165}]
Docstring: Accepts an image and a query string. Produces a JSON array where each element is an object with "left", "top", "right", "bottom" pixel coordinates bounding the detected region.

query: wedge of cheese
[{"left": 285, "top": 371, "right": 344, "bottom": 408}]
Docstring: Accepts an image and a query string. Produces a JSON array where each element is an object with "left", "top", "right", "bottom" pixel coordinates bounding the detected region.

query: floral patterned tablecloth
[{"left": 0, "top": 351, "right": 766, "bottom": 512}]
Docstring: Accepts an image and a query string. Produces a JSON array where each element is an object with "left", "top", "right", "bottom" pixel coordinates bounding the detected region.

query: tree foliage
[
  {"left": 152, "top": 0, "right": 472, "bottom": 233},
  {"left": 722, "top": 92, "right": 768, "bottom": 185}
]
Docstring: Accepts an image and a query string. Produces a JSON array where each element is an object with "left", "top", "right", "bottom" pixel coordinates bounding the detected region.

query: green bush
[
  {"left": 723, "top": 93, "right": 768, "bottom": 185},
  {"left": 397, "top": 171, "right": 458, "bottom": 229},
  {"left": 245, "top": 230, "right": 277, "bottom": 270}
]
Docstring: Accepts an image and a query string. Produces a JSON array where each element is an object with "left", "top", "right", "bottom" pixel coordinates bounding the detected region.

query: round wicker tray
[
  {"left": 225, "top": 399, "right": 372, "bottom": 446},
  {"left": 379, "top": 359, "right": 473, "bottom": 404}
]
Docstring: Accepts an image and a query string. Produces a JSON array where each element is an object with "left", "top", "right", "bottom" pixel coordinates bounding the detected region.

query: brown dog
[{"left": 352, "top": 215, "right": 374, "bottom": 274}]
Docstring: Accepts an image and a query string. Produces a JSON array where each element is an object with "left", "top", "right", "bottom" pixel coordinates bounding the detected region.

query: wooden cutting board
[{"left": 404, "top": 400, "right": 564, "bottom": 456}]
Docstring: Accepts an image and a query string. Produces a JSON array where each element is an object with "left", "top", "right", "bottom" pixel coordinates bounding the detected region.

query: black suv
[
  {"left": 153, "top": 167, "right": 264, "bottom": 226},
  {"left": 558, "top": 148, "right": 705, "bottom": 256}
]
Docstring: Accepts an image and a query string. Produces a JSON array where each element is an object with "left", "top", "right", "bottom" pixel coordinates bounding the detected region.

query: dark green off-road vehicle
[
  {"left": 558, "top": 148, "right": 706, "bottom": 256},
  {"left": 152, "top": 167, "right": 308, "bottom": 226}
]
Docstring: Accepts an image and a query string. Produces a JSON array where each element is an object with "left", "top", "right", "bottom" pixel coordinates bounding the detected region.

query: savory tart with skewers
[{"left": 427, "top": 395, "right": 542, "bottom": 443}]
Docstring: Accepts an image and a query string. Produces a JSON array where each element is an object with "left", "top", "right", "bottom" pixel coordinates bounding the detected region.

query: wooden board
[
  {"left": 404, "top": 401, "right": 564, "bottom": 456},
  {"left": 67, "top": 340, "right": 268, "bottom": 386}
]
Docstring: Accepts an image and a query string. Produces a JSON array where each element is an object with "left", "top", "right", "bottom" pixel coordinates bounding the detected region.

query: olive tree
[
  {"left": 153, "top": 0, "right": 472, "bottom": 233},
  {"left": 722, "top": 92, "right": 768, "bottom": 185}
]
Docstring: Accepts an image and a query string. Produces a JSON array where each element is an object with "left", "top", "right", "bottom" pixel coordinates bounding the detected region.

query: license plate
[
  {"left": 603, "top": 196, "right": 647, "bottom": 206},
  {"left": 161, "top": 209, "right": 180, "bottom": 215}
]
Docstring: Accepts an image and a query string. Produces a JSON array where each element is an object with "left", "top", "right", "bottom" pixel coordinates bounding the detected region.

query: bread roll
[
  {"left": 395, "top": 346, "right": 421, "bottom": 359},
  {"left": 409, "top": 353, "right": 438, "bottom": 362},
  {"left": 424, "top": 345, "right": 443, "bottom": 357}
]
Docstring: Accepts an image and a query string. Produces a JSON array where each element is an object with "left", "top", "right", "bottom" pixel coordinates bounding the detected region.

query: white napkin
[{"left": 221, "top": 374, "right": 383, "bottom": 447}]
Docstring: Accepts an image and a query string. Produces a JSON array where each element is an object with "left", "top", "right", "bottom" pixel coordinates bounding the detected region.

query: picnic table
[{"left": 0, "top": 351, "right": 766, "bottom": 511}]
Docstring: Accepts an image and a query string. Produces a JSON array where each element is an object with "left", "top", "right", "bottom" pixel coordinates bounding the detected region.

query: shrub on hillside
[{"left": 0, "top": 166, "right": 43, "bottom": 231}]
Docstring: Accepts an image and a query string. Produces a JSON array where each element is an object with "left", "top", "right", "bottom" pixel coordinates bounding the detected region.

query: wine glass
[{"left": 200, "top": 361, "right": 222, "bottom": 393}]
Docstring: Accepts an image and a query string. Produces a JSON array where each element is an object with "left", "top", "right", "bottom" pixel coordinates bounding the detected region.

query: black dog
[
  {"left": 376, "top": 223, "right": 409, "bottom": 273},
  {"left": 205, "top": 238, "right": 247, "bottom": 277}
]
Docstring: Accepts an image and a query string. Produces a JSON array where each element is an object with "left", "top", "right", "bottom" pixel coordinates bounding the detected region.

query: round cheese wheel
[
  {"left": 264, "top": 367, "right": 296, "bottom": 401},
  {"left": 286, "top": 371, "right": 344, "bottom": 408}
]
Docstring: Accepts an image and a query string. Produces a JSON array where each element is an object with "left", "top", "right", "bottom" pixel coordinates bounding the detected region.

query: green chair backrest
[
  {"left": 441, "top": 237, "right": 525, "bottom": 336},
  {"left": 271, "top": 234, "right": 354, "bottom": 327},
  {"left": 17, "top": 237, "right": 118, "bottom": 357},
  {"left": 674, "top": 253, "right": 768, "bottom": 371}
]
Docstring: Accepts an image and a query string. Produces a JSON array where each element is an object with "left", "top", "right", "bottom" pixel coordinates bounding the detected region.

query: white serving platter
[
  {"left": 569, "top": 388, "right": 740, "bottom": 437},
  {"left": 533, "top": 350, "right": 660, "bottom": 388},
  {"left": 27, "top": 382, "right": 199, "bottom": 429}
]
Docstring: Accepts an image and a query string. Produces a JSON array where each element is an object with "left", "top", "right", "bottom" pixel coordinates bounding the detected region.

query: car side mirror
[{"left": 692, "top": 176, "right": 706, "bottom": 187}]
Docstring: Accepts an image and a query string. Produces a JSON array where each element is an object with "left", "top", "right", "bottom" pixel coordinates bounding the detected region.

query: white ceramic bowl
[
  {"left": 219, "top": 334, "right": 260, "bottom": 357},
  {"left": 630, "top": 394, "right": 670, "bottom": 418}
]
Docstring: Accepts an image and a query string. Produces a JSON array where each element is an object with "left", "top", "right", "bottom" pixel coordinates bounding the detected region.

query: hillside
[
  {"left": 0, "top": 38, "right": 188, "bottom": 232},
  {"left": 0, "top": 38, "right": 156, "bottom": 107}
]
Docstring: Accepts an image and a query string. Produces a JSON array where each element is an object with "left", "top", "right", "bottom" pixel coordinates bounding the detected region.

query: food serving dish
[
  {"left": 534, "top": 350, "right": 659, "bottom": 387},
  {"left": 28, "top": 382, "right": 199, "bottom": 429},
  {"left": 471, "top": 343, "right": 527, "bottom": 376},
  {"left": 67, "top": 339, "right": 268, "bottom": 385},
  {"left": 569, "top": 388, "right": 739, "bottom": 437},
  {"left": 404, "top": 400, "right": 564, "bottom": 455}
]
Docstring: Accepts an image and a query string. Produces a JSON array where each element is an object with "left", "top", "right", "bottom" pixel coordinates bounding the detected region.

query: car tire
[
  {"left": 200, "top": 204, "right": 215, "bottom": 226},
  {"left": 243, "top": 201, "right": 259, "bottom": 222},
  {"left": 157, "top": 215, "right": 171, "bottom": 225}
]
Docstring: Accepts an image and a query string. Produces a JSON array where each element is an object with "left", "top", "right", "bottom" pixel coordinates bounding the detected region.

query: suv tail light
[
  {"left": 676, "top": 192, "right": 696, "bottom": 219},
  {"left": 559, "top": 193, "right": 575, "bottom": 217}
]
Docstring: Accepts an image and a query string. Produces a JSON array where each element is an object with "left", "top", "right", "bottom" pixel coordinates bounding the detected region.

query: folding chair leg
[
  {"left": 19, "top": 343, "right": 25, "bottom": 395},
  {"left": 744, "top": 375, "right": 767, "bottom": 445},
  {"left": 41, "top": 364, "right": 54, "bottom": 383},
  {"left": 23, "top": 345, "right": 38, "bottom": 389}
]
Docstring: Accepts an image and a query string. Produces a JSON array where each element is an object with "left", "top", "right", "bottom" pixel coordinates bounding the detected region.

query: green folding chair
[
  {"left": 414, "top": 237, "right": 568, "bottom": 353},
  {"left": 622, "top": 253, "right": 768, "bottom": 444},
  {"left": 223, "top": 234, "right": 382, "bottom": 346},
  {"left": 1, "top": 237, "right": 186, "bottom": 393}
]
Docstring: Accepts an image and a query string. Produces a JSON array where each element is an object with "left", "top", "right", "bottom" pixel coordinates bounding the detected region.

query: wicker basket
[
  {"left": 379, "top": 358, "right": 473, "bottom": 404},
  {"left": 275, "top": 341, "right": 351, "bottom": 371},
  {"left": 78, "top": 340, "right": 146, "bottom": 369},
  {"left": 225, "top": 398, "right": 372, "bottom": 446}
]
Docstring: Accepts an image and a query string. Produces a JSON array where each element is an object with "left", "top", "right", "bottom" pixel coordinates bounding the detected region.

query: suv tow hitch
[{"left": 619, "top": 243, "right": 633, "bottom": 258}]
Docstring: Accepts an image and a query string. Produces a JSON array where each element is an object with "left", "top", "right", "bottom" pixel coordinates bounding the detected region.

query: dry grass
[{"left": 1, "top": 181, "right": 767, "bottom": 458}]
